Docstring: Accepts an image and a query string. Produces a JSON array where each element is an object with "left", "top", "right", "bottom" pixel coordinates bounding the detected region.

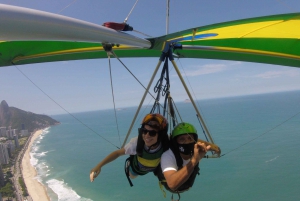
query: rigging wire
[
  {"left": 124, "top": 0, "right": 139, "bottom": 23},
  {"left": 110, "top": 51, "right": 163, "bottom": 106},
  {"left": 14, "top": 66, "right": 120, "bottom": 149},
  {"left": 107, "top": 54, "right": 122, "bottom": 148},
  {"left": 124, "top": 0, "right": 153, "bottom": 37},
  {"left": 169, "top": 97, "right": 183, "bottom": 123},
  {"left": 276, "top": 0, "right": 297, "bottom": 12},
  {"left": 221, "top": 109, "right": 300, "bottom": 157},
  {"left": 132, "top": 30, "right": 152, "bottom": 38},
  {"left": 166, "top": 0, "right": 170, "bottom": 34},
  {"left": 110, "top": 50, "right": 182, "bottom": 126},
  {"left": 176, "top": 58, "right": 215, "bottom": 143},
  {"left": 58, "top": 0, "right": 77, "bottom": 14},
  {"left": 108, "top": 49, "right": 190, "bottom": 143}
]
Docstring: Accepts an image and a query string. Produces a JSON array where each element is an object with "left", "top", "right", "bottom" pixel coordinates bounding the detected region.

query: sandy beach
[{"left": 21, "top": 130, "right": 50, "bottom": 201}]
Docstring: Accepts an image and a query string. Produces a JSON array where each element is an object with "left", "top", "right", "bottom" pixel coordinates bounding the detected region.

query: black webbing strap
[
  {"left": 124, "top": 157, "right": 134, "bottom": 187},
  {"left": 171, "top": 193, "right": 181, "bottom": 201},
  {"left": 150, "top": 54, "right": 169, "bottom": 114},
  {"left": 150, "top": 50, "right": 178, "bottom": 127}
]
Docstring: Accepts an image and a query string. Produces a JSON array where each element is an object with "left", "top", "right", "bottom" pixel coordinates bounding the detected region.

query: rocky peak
[
  {"left": 0, "top": 100, "right": 59, "bottom": 131},
  {"left": 0, "top": 100, "right": 11, "bottom": 125},
  {"left": 0, "top": 100, "right": 9, "bottom": 112}
]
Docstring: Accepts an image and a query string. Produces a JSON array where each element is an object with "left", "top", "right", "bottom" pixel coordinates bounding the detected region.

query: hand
[
  {"left": 198, "top": 142, "right": 211, "bottom": 158},
  {"left": 192, "top": 142, "right": 211, "bottom": 164},
  {"left": 90, "top": 166, "right": 101, "bottom": 182}
]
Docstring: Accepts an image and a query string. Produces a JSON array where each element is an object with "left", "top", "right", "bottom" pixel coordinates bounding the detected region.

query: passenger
[
  {"left": 155, "top": 122, "right": 210, "bottom": 196},
  {"left": 90, "top": 113, "right": 169, "bottom": 186}
]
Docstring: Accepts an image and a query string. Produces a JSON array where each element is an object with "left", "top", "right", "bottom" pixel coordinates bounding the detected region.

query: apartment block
[{"left": 0, "top": 143, "right": 9, "bottom": 164}]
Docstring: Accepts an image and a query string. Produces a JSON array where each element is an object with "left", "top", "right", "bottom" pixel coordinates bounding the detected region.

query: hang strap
[
  {"left": 124, "top": 157, "right": 134, "bottom": 187},
  {"left": 158, "top": 181, "right": 167, "bottom": 198},
  {"left": 171, "top": 193, "right": 181, "bottom": 201}
]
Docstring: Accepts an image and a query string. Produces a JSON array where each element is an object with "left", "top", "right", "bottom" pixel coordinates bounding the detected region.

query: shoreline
[{"left": 21, "top": 129, "right": 50, "bottom": 201}]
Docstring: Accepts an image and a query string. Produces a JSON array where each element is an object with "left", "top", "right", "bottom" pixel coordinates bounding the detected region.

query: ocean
[{"left": 30, "top": 90, "right": 300, "bottom": 201}]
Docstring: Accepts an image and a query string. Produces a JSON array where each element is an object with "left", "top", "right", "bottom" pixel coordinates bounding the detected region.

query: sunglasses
[{"left": 141, "top": 128, "right": 157, "bottom": 137}]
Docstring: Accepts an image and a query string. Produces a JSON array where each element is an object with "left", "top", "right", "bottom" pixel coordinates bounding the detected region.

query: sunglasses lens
[
  {"left": 142, "top": 128, "right": 157, "bottom": 136},
  {"left": 149, "top": 130, "right": 157, "bottom": 136}
]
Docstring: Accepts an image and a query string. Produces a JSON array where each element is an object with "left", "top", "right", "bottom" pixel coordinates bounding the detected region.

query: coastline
[{"left": 21, "top": 129, "right": 50, "bottom": 201}]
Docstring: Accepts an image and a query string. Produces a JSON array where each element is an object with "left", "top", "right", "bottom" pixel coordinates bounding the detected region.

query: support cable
[
  {"left": 124, "top": 0, "right": 140, "bottom": 23},
  {"left": 103, "top": 0, "right": 152, "bottom": 37},
  {"left": 176, "top": 58, "right": 214, "bottom": 143},
  {"left": 105, "top": 46, "right": 178, "bottom": 147},
  {"left": 121, "top": 58, "right": 164, "bottom": 147},
  {"left": 276, "top": 0, "right": 297, "bottom": 12},
  {"left": 221, "top": 110, "right": 300, "bottom": 157},
  {"left": 196, "top": 114, "right": 209, "bottom": 142},
  {"left": 166, "top": 0, "right": 170, "bottom": 34},
  {"left": 15, "top": 66, "right": 120, "bottom": 149},
  {"left": 110, "top": 49, "right": 171, "bottom": 116},
  {"left": 110, "top": 51, "right": 157, "bottom": 101},
  {"left": 169, "top": 49, "right": 215, "bottom": 144},
  {"left": 169, "top": 97, "right": 183, "bottom": 125},
  {"left": 58, "top": 0, "right": 77, "bottom": 14},
  {"left": 107, "top": 53, "right": 122, "bottom": 148}
]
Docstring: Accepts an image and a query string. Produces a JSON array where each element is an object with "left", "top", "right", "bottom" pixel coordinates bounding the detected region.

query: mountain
[{"left": 0, "top": 100, "right": 60, "bottom": 132}]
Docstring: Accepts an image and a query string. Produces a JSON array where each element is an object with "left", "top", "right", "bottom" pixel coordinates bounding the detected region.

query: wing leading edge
[{"left": 0, "top": 4, "right": 299, "bottom": 68}]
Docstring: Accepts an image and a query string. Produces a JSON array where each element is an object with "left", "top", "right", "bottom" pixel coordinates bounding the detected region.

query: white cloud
[
  {"left": 119, "top": 89, "right": 142, "bottom": 95},
  {"left": 254, "top": 69, "right": 300, "bottom": 79},
  {"left": 178, "top": 62, "right": 241, "bottom": 77}
]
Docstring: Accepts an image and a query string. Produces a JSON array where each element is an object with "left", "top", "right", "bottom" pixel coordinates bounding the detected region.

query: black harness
[
  {"left": 154, "top": 147, "right": 200, "bottom": 194},
  {"left": 125, "top": 144, "right": 164, "bottom": 187}
]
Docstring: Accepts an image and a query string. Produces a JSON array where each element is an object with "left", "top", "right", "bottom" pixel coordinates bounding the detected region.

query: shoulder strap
[{"left": 170, "top": 145, "right": 183, "bottom": 168}]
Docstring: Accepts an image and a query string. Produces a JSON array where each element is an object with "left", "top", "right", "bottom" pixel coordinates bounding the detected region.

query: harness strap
[
  {"left": 171, "top": 193, "right": 181, "bottom": 201},
  {"left": 124, "top": 157, "right": 134, "bottom": 187},
  {"left": 150, "top": 54, "right": 171, "bottom": 117},
  {"left": 158, "top": 181, "right": 167, "bottom": 198}
]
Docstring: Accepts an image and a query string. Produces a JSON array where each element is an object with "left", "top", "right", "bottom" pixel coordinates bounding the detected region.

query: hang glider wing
[
  {"left": 151, "top": 13, "right": 300, "bottom": 67},
  {"left": 0, "top": 4, "right": 300, "bottom": 67},
  {"left": 0, "top": 4, "right": 156, "bottom": 66}
]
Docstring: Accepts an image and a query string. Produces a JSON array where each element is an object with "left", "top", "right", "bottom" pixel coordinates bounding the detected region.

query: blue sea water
[{"left": 30, "top": 90, "right": 300, "bottom": 201}]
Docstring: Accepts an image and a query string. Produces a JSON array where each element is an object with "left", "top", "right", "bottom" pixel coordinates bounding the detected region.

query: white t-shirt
[
  {"left": 161, "top": 149, "right": 190, "bottom": 172},
  {"left": 124, "top": 136, "right": 162, "bottom": 155},
  {"left": 124, "top": 137, "right": 138, "bottom": 155}
]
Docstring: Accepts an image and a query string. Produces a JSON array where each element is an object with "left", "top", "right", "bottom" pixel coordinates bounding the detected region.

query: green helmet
[{"left": 171, "top": 122, "right": 197, "bottom": 139}]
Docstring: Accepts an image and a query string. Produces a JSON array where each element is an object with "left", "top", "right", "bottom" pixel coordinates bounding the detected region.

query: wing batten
[{"left": 181, "top": 45, "right": 300, "bottom": 61}]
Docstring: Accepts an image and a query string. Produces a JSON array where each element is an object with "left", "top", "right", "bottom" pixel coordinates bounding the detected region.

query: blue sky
[{"left": 0, "top": 0, "right": 300, "bottom": 115}]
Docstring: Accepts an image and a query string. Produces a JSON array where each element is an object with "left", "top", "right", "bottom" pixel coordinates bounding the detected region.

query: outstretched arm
[
  {"left": 90, "top": 148, "right": 125, "bottom": 182},
  {"left": 163, "top": 142, "right": 210, "bottom": 191}
]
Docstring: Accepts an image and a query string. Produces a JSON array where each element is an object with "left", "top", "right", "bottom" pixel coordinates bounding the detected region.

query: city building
[
  {"left": 0, "top": 165, "right": 4, "bottom": 187},
  {"left": 6, "top": 128, "right": 17, "bottom": 140},
  {"left": 21, "top": 129, "right": 29, "bottom": 136},
  {"left": 13, "top": 135, "right": 19, "bottom": 148},
  {"left": 6, "top": 141, "right": 15, "bottom": 158},
  {"left": 0, "top": 127, "right": 6, "bottom": 137},
  {"left": 12, "top": 129, "right": 18, "bottom": 137},
  {"left": 6, "top": 126, "right": 12, "bottom": 139},
  {"left": 0, "top": 143, "right": 9, "bottom": 164}
]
